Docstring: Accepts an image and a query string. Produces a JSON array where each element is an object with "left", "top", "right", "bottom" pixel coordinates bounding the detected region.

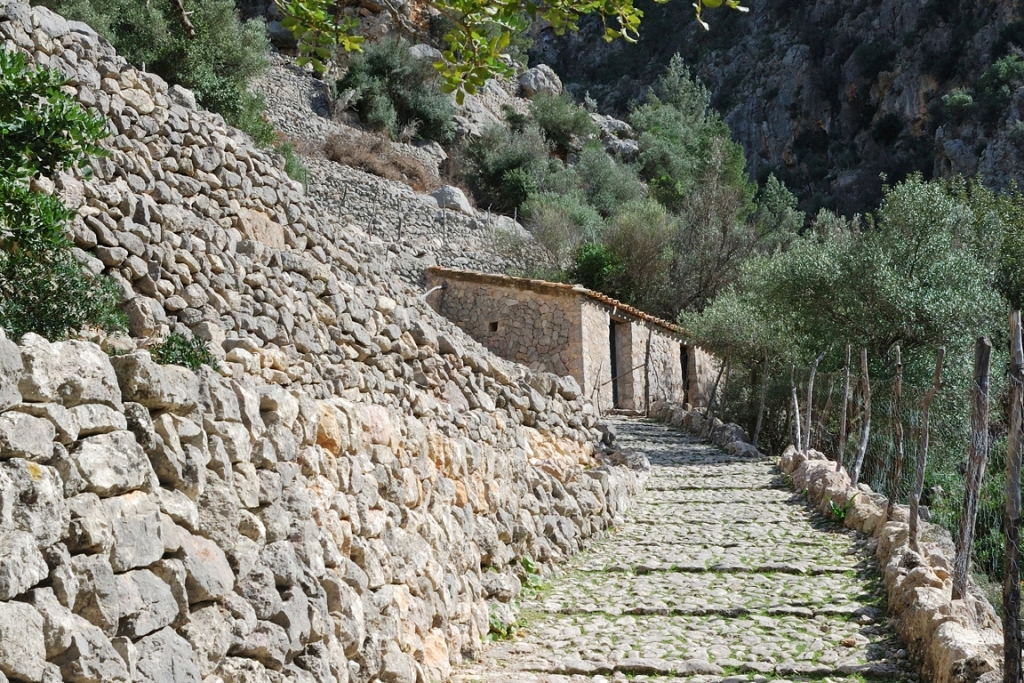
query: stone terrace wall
[
  {"left": 253, "top": 56, "right": 547, "bottom": 286},
  {"left": 424, "top": 274, "right": 581, "bottom": 380},
  {"left": 0, "top": 5, "right": 647, "bottom": 683}
]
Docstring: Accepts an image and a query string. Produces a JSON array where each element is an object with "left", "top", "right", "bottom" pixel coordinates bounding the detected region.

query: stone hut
[{"left": 425, "top": 267, "right": 717, "bottom": 414}]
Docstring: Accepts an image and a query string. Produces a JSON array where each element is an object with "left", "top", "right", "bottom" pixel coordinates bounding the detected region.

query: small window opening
[{"left": 489, "top": 321, "right": 499, "bottom": 332}]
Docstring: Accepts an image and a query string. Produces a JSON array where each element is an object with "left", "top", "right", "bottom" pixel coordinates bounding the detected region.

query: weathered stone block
[
  {"left": 0, "top": 600, "right": 47, "bottom": 682},
  {"left": 0, "top": 410, "right": 55, "bottom": 460},
  {"left": 175, "top": 532, "right": 233, "bottom": 604},
  {"left": 73, "top": 430, "right": 152, "bottom": 497},
  {"left": 18, "top": 334, "right": 122, "bottom": 409},
  {"left": 0, "top": 529, "right": 48, "bottom": 600},
  {"left": 104, "top": 491, "right": 165, "bottom": 572},
  {"left": 115, "top": 569, "right": 178, "bottom": 638},
  {"left": 134, "top": 627, "right": 202, "bottom": 683},
  {"left": 111, "top": 352, "right": 199, "bottom": 413}
]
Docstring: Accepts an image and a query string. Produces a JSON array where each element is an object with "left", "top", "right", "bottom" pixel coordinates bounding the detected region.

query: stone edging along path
[
  {"left": 455, "top": 416, "right": 923, "bottom": 683},
  {"left": 648, "top": 401, "right": 1004, "bottom": 683}
]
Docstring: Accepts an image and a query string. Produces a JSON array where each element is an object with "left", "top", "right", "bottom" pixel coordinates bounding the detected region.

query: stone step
[
  {"left": 513, "top": 612, "right": 908, "bottom": 679},
  {"left": 531, "top": 569, "right": 883, "bottom": 617}
]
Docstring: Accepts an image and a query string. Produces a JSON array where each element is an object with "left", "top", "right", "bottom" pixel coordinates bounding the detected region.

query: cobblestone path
[{"left": 454, "top": 419, "right": 919, "bottom": 683}]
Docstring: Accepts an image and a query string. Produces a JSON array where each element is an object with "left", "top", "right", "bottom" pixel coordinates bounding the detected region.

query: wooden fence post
[
  {"left": 910, "top": 347, "right": 945, "bottom": 554},
  {"left": 752, "top": 352, "right": 769, "bottom": 449},
  {"left": 791, "top": 363, "right": 802, "bottom": 450},
  {"left": 1006, "top": 313, "right": 1024, "bottom": 683},
  {"left": 852, "top": 349, "right": 872, "bottom": 487},
  {"left": 702, "top": 359, "right": 729, "bottom": 438},
  {"left": 804, "top": 350, "right": 826, "bottom": 453},
  {"left": 953, "top": 337, "right": 992, "bottom": 601},
  {"left": 837, "top": 344, "right": 851, "bottom": 472},
  {"left": 888, "top": 346, "right": 905, "bottom": 517}
]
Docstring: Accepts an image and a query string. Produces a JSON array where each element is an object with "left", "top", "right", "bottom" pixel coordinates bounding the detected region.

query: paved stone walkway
[{"left": 454, "top": 419, "right": 919, "bottom": 683}]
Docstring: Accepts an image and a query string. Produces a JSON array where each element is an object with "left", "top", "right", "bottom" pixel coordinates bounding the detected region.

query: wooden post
[
  {"left": 888, "top": 346, "right": 905, "bottom": 517},
  {"left": 1006, "top": 313, "right": 1024, "bottom": 683},
  {"left": 954, "top": 337, "right": 992, "bottom": 600},
  {"left": 791, "top": 363, "right": 802, "bottom": 451},
  {"left": 837, "top": 344, "right": 851, "bottom": 472},
  {"left": 753, "top": 352, "right": 769, "bottom": 449},
  {"left": 702, "top": 359, "right": 729, "bottom": 438},
  {"left": 644, "top": 331, "right": 653, "bottom": 416},
  {"left": 910, "top": 347, "right": 946, "bottom": 554},
  {"left": 817, "top": 377, "right": 835, "bottom": 456},
  {"left": 804, "top": 350, "right": 826, "bottom": 453},
  {"left": 851, "top": 349, "right": 872, "bottom": 487}
]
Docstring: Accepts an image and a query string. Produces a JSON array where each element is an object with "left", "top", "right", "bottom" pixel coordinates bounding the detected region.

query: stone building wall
[
  {"left": 422, "top": 274, "right": 582, "bottom": 379},
  {"left": 624, "top": 324, "right": 686, "bottom": 410},
  {"left": 687, "top": 346, "right": 720, "bottom": 407},
  {"left": 580, "top": 301, "right": 614, "bottom": 414}
]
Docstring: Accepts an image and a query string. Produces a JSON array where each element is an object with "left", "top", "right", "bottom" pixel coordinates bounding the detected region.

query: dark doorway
[
  {"left": 609, "top": 320, "right": 620, "bottom": 408},
  {"left": 680, "top": 345, "right": 690, "bottom": 404}
]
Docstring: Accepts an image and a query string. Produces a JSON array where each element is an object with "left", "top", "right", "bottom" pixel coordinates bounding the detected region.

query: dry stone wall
[
  {"left": 252, "top": 56, "right": 547, "bottom": 286},
  {"left": 0, "top": 5, "right": 648, "bottom": 683}
]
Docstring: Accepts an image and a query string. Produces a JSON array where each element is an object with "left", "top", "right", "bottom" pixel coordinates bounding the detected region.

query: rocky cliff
[
  {"left": 0, "top": 4, "right": 648, "bottom": 683},
  {"left": 537, "top": 0, "right": 1024, "bottom": 216}
]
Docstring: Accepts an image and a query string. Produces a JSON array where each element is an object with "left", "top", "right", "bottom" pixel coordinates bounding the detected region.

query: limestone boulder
[
  {"left": 73, "top": 430, "right": 153, "bottom": 497},
  {"left": 175, "top": 532, "right": 233, "bottom": 603},
  {"left": 0, "top": 600, "right": 47, "bottom": 682},
  {"left": 518, "top": 64, "right": 563, "bottom": 98},
  {"left": 0, "top": 458, "right": 69, "bottom": 547},
  {"left": 111, "top": 352, "right": 199, "bottom": 413},
  {"left": 29, "top": 587, "right": 132, "bottom": 683},
  {"left": 134, "top": 627, "right": 202, "bottom": 683},
  {"left": 0, "top": 529, "right": 48, "bottom": 600},
  {"left": 0, "top": 337, "right": 21, "bottom": 410},
  {"left": 115, "top": 569, "right": 179, "bottom": 638},
  {"left": 0, "top": 411, "right": 55, "bottom": 460},
  {"left": 431, "top": 186, "right": 473, "bottom": 215},
  {"left": 18, "top": 334, "right": 122, "bottom": 409},
  {"left": 70, "top": 553, "right": 120, "bottom": 635}
]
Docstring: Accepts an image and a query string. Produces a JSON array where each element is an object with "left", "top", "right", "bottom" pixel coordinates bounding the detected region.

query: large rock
[
  {"left": 115, "top": 569, "right": 179, "bottom": 638},
  {"left": 72, "top": 430, "right": 153, "bottom": 497},
  {"left": 70, "top": 553, "right": 120, "bottom": 635},
  {"left": 0, "top": 458, "right": 69, "bottom": 546},
  {"left": 29, "top": 587, "right": 132, "bottom": 683},
  {"left": 181, "top": 603, "right": 233, "bottom": 676},
  {"left": 111, "top": 352, "right": 199, "bottom": 413},
  {"left": 0, "top": 529, "right": 48, "bottom": 600},
  {"left": 518, "top": 64, "right": 563, "bottom": 98},
  {"left": 0, "top": 337, "right": 22, "bottom": 410},
  {"left": 0, "top": 411, "right": 55, "bottom": 460},
  {"left": 175, "top": 532, "right": 233, "bottom": 603},
  {"left": 105, "top": 491, "right": 165, "bottom": 572},
  {"left": 431, "top": 186, "right": 474, "bottom": 215},
  {"left": 0, "top": 600, "right": 47, "bottom": 682},
  {"left": 134, "top": 627, "right": 202, "bottom": 683},
  {"left": 18, "top": 333, "right": 122, "bottom": 409}
]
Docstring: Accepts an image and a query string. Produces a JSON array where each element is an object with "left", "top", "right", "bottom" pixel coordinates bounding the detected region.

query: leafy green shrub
[
  {"left": 942, "top": 88, "right": 974, "bottom": 121},
  {"left": 38, "top": 0, "right": 272, "bottom": 144},
  {"left": 150, "top": 333, "right": 218, "bottom": 371},
  {"left": 0, "top": 242, "right": 126, "bottom": 340},
  {"left": 0, "top": 47, "right": 124, "bottom": 340},
  {"left": 528, "top": 93, "right": 598, "bottom": 155},
  {"left": 569, "top": 242, "right": 620, "bottom": 293},
  {"left": 274, "top": 141, "right": 308, "bottom": 186},
  {"left": 571, "top": 142, "right": 644, "bottom": 217},
  {"left": 337, "top": 40, "right": 455, "bottom": 143},
  {"left": 458, "top": 124, "right": 550, "bottom": 214},
  {"left": 521, "top": 191, "right": 604, "bottom": 270},
  {"left": 977, "top": 55, "right": 1024, "bottom": 122}
]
